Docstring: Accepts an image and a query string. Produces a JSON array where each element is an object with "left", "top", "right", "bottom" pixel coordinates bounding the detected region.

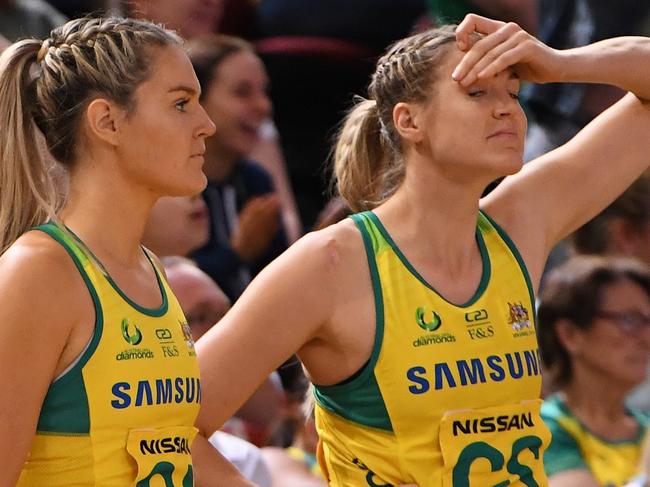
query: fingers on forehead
[{"left": 456, "top": 14, "right": 506, "bottom": 37}]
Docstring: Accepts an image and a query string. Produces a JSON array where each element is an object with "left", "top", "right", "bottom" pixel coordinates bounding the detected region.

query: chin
[
  {"left": 498, "top": 150, "right": 524, "bottom": 173},
  {"left": 479, "top": 155, "right": 523, "bottom": 179},
  {"left": 189, "top": 174, "right": 208, "bottom": 195},
  {"left": 167, "top": 175, "right": 208, "bottom": 198}
]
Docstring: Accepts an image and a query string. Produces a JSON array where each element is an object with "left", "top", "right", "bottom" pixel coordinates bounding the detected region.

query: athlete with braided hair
[
  {"left": 0, "top": 16, "right": 230, "bottom": 486},
  {"left": 194, "top": 13, "right": 650, "bottom": 487}
]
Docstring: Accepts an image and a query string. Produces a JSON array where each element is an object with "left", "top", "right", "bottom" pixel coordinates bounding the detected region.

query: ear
[
  {"left": 85, "top": 98, "right": 127, "bottom": 147},
  {"left": 393, "top": 102, "right": 425, "bottom": 144},
  {"left": 608, "top": 217, "right": 640, "bottom": 255},
  {"left": 555, "top": 318, "right": 585, "bottom": 356}
]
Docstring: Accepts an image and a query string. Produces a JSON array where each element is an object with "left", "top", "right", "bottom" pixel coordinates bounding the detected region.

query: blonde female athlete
[
  {"left": 0, "top": 16, "right": 232, "bottom": 487},
  {"left": 194, "top": 13, "right": 650, "bottom": 487}
]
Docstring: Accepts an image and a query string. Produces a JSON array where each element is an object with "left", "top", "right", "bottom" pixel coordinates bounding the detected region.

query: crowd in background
[{"left": 1, "top": 1, "right": 650, "bottom": 486}]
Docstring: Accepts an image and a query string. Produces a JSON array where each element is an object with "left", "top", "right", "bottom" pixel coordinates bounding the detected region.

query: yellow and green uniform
[
  {"left": 542, "top": 395, "right": 648, "bottom": 486},
  {"left": 18, "top": 223, "right": 201, "bottom": 486},
  {"left": 314, "top": 211, "right": 551, "bottom": 487}
]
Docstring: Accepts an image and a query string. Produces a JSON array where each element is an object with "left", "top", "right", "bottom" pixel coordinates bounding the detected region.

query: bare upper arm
[
  {"left": 195, "top": 226, "right": 350, "bottom": 435},
  {"left": 548, "top": 469, "right": 600, "bottom": 487},
  {"left": 482, "top": 93, "right": 650, "bottom": 289},
  {"left": 0, "top": 232, "right": 93, "bottom": 485}
]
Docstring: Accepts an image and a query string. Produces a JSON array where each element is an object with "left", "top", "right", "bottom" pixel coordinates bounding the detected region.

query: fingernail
[
  {"left": 458, "top": 40, "right": 466, "bottom": 50},
  {"left": 452, "top": 68, "right": 460, "bottom": 80}
]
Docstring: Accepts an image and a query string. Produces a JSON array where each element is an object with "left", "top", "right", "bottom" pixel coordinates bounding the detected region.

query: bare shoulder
[
  {"left": 274, "top": 218, "right": 365, "bottom": 280},
  {"left": 0, "top": 231, "right": 89, "bottom": 332},
  {"left": 1, "top": 230, "right": 83, "bottom": 285}
]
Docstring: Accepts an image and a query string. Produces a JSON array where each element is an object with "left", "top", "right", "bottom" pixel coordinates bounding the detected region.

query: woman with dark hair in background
[
  {"left": 538, "top": 256, "right": 650, "bottom": 487},
  {"left": 187, "top": 34, "right": 289, "bottom": 302}
]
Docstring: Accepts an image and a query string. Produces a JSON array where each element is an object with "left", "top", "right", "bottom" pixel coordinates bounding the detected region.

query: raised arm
[{"left": 452, "top": 15, "right": 650, "bottom": 287}]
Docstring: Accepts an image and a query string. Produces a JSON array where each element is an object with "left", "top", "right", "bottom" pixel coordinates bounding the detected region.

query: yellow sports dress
[
  {"left": 314, "top": 211, "right": 551, "bottom": 487},
  {"left": 18, "top": 223, "right": 201, "bottom": 486},
  {"left": 542, "top": 395, "right": 648, "bottom": 486}
]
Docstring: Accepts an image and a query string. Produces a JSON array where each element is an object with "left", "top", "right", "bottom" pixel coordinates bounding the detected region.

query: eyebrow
[{"left": 168, "top": 85, "right": 200, "bottom": 97}]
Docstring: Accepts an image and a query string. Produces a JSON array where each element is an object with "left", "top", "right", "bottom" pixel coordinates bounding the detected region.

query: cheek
[{"left": 517, "top": 107, "right": 528, "bottom": 136}]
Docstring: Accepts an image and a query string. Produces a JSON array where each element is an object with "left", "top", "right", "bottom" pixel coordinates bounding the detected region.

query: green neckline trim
[
  {"left": 34, "top": 224, "right": 104, "bottom": 386},
  {"left": 364, "top": 210, "right": 491, "bottom": 308},
  {"left": 316, "top": 213, "right": 386, "bottom": 393},
  {"left": 550, "top": 394, "right": 647, "bottom": 445},
  {"left": 62, "top": 224, "right": 169, "bottom": 317},
  {"left": 479, "top": 211, "right": 536, "bottom": 310}
]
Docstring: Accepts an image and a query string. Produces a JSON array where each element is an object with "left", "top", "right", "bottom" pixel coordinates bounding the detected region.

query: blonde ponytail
[
  {"left": 0, "top": 17, "right": 180, "bottom": 254},
  {"left": 333, "top": 98, "right": 398, "bottom": 212},
  {"left": 0, "top": 39, "right": 57, "bottom": 254},
  {"left": 332, "top": 26, "right": 459, "bottom": 212}
]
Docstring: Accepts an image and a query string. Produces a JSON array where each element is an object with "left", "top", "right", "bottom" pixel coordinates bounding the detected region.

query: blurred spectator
[
  {"left": 210, "top": 431, "right": 273, "bottom": 487},
  {"left": 123, "top": 0, "right": 223, "bottom": 40},
  {"left": 427, "top": 0, "right": 537, "bottom": 34},
  {"left": 142, "top": 195, "right": 210, "bottom": 258},
  {"left": 572, "top": 171, "right": 650, "bottom": 267},
  {"left": 249, "top": 119, "right": 303, "bottom": 243},
  {"left": 187, "top": 34, "right": 289, "bottom": 302},
  {"left": 252, "top": 0, "right": 427, "bottom": 228},
  {"left": 0, "top": 0, "right": 67, "bottom": 41},
  {"left": 538, "top": 255, "right": 650, "bottom": 487},
  {"left": 568, "top": 171, "right": 650, "bottom": 414},
  {"left": 163, "top": 256, "right": 230, "bottom": 338}
]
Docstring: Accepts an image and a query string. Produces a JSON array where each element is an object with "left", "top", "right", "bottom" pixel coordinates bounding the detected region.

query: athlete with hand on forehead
[{"left": 193, "top": 13, "right": 650, "bottom": 487}]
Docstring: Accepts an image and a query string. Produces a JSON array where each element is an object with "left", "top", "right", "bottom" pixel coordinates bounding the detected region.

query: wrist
[{"left": 551, "top": 48, "right": 577, "bottom": 84}]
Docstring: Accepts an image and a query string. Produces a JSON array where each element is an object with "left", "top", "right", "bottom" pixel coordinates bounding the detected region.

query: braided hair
[
  {"left": 0, "top": 17, "right": 180, "bottom": 253},
  {"left": 333, "top": 26, "right": 458, "bottom": 211}
]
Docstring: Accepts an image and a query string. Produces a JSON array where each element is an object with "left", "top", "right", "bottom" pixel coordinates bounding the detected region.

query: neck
[
  {"left": 60, "top": 158, "right": 158, "bottom": 267},
  {"left": 202, "top": 139, "right": 239, "bottom": 182},
  {"left": 561, "top": 364, "right": 635, "bottom": 435},
  {"left": 376, "top": 154, "right": 489, "bottom": 277}
]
